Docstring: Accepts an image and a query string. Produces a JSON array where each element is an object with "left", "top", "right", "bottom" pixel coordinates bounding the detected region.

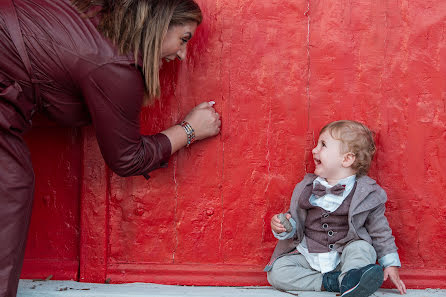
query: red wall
[{"left": 23, "top": 0, "right": 446, "bottom": 289}]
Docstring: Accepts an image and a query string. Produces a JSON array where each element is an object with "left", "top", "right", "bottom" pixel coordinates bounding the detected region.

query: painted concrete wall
[{"left": 23, "top": 0, "right": 446, "bottom": 289}]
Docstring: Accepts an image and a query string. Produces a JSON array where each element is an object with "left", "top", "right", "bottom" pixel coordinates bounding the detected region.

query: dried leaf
[{"left": 45, "top": 275, "right": 53, "bottom": 281}]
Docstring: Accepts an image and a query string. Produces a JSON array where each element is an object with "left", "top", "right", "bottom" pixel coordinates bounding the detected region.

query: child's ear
[{"left": 342, "top": 152, "right": 356, "bottom": 168}]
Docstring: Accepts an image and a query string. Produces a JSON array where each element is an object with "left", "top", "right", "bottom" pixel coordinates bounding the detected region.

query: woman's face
[{"left": 161, "top": 22, "right": 198, "bottom": 63}]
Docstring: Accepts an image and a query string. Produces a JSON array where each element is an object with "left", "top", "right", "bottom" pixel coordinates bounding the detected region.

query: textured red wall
[
  {"left": 22, "top": 122, "right": 81, "bottom": 280},
  {"left": 23, "top": 0, "right": 446, "bottom": 289}
]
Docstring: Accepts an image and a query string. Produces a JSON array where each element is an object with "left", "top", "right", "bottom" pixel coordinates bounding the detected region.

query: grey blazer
[{"left": 265, "top": 173, "right": 399, "bottom": 271}]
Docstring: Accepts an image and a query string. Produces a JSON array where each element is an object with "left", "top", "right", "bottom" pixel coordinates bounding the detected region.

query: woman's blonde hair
[
  {"left": 71, "top": 0, "right": 202, "bottom": 105},
  {"left": 320, "top": 120, "right": 376, "bottom": 176}
]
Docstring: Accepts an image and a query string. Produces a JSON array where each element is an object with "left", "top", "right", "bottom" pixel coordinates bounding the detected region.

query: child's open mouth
[{"left": 314, "top": 158, "right": 321, "bottom": 165}]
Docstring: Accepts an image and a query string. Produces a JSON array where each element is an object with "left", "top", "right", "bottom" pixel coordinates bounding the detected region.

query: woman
[{"left": 0, "top": 0, "right": 220, "bottom": 296}]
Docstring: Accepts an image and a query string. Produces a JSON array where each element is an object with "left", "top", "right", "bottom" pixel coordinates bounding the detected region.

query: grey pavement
[{"left": 18, "top": 280, "right": 446, "bottom": 297}]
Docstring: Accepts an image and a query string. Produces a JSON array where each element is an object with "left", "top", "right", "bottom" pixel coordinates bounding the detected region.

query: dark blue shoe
[
  {"left": 340, "top": 264, "right": 384, "bottom": 297},
  {"left": 322, "top": 270, "right": 341, "bottom": 292}
]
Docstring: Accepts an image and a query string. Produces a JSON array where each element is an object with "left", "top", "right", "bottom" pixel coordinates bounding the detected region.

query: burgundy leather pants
[
  {"left": 0, "top": 70, "right": 35, "bottom": 297},
  {"left": 0, "top": 130, "right": 34, "bottom": 297}
]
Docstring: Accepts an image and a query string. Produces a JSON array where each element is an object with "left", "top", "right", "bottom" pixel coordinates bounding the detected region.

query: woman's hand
[
  {"left": 271, "top": 213, "right": 291, "bottom": 234},
  {"left": 183, "top": 102, "right": 221, "bottom": 140},
  {"left": 384, "top": 266, "right": 406, "bottom": 295},
  {"left": 161, "top": 101, "right": 221, "bottom": 155}
]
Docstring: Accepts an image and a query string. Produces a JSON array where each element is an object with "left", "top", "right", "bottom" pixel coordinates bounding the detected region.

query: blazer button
[
  {"left": 329, "top": 244, "right": 334, "bottom": 249},
  {"left": 328, "top": 230, "right": 334, "bottom": 237},
  {"left": 322, "top": 213, "right": 329, "bottom": 218},
  {"left": 322, "top": 223, "right": 329, "bottom": 229}
]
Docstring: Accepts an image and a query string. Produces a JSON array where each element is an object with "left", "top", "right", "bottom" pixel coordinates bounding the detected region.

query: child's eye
[
  {"left": 181, "top": 38, "right": 188, "bottom": 44},
  {"left": 321, "top": 141, "right": 326, "bottom": 147}
]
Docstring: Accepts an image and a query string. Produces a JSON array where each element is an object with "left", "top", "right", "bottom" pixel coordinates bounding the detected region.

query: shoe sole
[{"left": 341, "top": 265, "right": 384, "bottom": 297}]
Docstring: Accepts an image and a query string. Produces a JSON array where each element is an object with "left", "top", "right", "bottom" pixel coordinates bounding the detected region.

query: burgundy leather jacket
[{"left": 0, "top": 0, "right": 171, "bottom": 178}]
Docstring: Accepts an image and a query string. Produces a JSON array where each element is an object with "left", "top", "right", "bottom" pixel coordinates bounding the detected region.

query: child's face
[{"left": 312, "top": 130, "right": 347, "bottom": 181}]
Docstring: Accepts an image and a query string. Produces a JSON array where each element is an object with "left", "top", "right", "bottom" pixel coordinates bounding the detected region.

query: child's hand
[
  {"left": 384, "top": 266, "right": 406, "bottom": 295},
  {"left": 271, "top": 213, "right": 291, "bottom": 233}
]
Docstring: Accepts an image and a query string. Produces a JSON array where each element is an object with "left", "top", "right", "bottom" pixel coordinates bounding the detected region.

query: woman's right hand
[
  {"left": 271, "top": 213, "right": 291, "bottom": 233},
  {"left": 183, "top": 102, "right": 221, "bottom": 141}
]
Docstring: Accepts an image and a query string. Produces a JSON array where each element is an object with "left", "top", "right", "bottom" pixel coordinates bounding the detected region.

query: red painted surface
[
  {"left": 23, "top": 0, "right": 446, "bottom": 289},
  {"left": 22, "top": 119, "right": 81, "bottom": 280}
]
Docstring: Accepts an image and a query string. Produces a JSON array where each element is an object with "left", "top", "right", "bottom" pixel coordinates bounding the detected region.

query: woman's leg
[
  {"left": 267, "top": 253, "right": 323, "bottom": 291},
  {"left": 0, "top": 132, "right": 35, "bottom": 297}
]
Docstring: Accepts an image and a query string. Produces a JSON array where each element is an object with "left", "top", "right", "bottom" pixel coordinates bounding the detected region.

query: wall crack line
[
  {"left": 172, "top": 156, "right": 179, "bottom": 263},
  {"left": 304, "top": 0, "right": 312, "bottom": 172},
  {"left": 218, "top": 14, "right": 227, "bottom": 261},
  {"left": 171, "top": 90, "right": 181, "bottom": 263},
  {"left": 261, "top": 99, "right": 272, "bottom": 244}
]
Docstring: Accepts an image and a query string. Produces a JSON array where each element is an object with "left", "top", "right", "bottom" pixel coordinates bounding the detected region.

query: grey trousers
[{"left": 267, "top": 240, "right": 377, "bottom": 292}]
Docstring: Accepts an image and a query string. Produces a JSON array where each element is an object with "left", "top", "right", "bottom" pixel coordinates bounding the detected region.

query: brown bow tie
[{"left": 312, "top": 182, "right": 345, "bottom": 198}]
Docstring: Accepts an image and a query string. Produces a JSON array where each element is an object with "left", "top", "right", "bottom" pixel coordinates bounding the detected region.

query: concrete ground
[{"left": 18, "top": 280, "right": 446, "bottom": 297}]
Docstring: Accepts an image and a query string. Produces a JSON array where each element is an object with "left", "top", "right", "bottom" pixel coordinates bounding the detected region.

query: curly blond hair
[{"left": 320, "top": 120, "right": 376, "bottom": 176}]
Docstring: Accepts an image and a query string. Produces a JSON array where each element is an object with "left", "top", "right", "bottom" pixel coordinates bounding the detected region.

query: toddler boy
[{"left": 265, "top": 120, "right": 406, "bottom": 296}]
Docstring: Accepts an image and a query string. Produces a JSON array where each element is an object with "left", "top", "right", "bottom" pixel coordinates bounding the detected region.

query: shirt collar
[{"left": 314, "top": 175, "right": 356, "bottom": 188}]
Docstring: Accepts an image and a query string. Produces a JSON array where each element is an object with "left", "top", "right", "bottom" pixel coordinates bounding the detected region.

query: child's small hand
[
  {"left": 271, "top": 213, "right": 291, "bottom": 234},
  {"left": 384, "top": 266, "right": 406, "bottom": 295}
]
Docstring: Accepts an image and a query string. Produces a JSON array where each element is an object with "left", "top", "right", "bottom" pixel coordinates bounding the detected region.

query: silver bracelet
[{"left": 180, "top": 121, "right": 195, "bottom": 147}]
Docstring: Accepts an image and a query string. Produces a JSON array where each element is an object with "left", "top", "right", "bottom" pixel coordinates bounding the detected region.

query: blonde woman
[{"left": 0, "top": 0, "right": 220, "bottom": 296}]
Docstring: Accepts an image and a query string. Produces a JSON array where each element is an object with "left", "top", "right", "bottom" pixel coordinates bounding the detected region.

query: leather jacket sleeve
[{"left": 80, "top": 62, "right": 171, "bottom": 177}]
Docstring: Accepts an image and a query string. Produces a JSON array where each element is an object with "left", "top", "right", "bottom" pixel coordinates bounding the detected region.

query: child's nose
[{"left": 312, "top": 146, "right": 318, "bottom": 154}]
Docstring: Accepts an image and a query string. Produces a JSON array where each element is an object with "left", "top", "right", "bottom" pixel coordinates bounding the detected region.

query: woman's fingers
[
  {"left": 183, "top": 106, "right": 220, "bottom": 140},
  {"left": 196, "top": 101, "right": 213, "bottom": 109}
]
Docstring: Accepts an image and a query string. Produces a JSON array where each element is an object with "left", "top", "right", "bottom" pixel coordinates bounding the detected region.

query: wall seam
[{"left": 304, "top": 0, "right": 312, "bottom": 172}]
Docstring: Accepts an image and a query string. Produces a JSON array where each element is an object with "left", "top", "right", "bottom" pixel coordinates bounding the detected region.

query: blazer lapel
[{"left": 349, "top": 176, "right": 381, "bottom": 216}]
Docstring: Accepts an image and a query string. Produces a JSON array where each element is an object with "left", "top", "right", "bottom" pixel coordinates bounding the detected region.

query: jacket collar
[
  {"left": 349, "top": 175, "right": 383, "bottom": 215},
  {"left": 302, "top": 173, "right": 318, "bottom": 186},
  {"left": 303, "top": 173, "right": 382, "bottom": 214}
]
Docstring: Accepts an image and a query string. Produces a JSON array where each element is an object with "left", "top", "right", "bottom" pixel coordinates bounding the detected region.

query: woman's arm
[{"left": 80, "top": 62, "right": 220, "bottom": 177}]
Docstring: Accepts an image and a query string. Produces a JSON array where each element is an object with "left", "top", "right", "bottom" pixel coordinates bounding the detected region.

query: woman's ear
[{"left": 342, "top": 152, "right": 356, "bottom": 168}]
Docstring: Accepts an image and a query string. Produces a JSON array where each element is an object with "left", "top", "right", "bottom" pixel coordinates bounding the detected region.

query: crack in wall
[
  {"left": 172, "top": 156, "right": 179, "bottom": 263},
  {"left": 264, "top": 107, "right": 272, "bottom": 194},
  {"left": 218, "top": 12, "right": 227, "bottom": 261},
  {"left": 219, "top": 142, "right": 225, "bottom": 260},
  {"left": 171, "top": 88, "right": 183, "bottom": 264},
  {"left": 261, "top": 102, "right": 272, "bottom": 244},
  {"left": 304, "top": 0, "right": 312, "bottom": 172}
]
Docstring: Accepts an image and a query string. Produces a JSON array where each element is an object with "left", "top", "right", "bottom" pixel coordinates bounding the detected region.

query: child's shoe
[
  {"left": 322, "top": 270, "right": 341, "bottom": 292},
  {"left": 340, "top": 264, "right": 384, "bottom": 297}
]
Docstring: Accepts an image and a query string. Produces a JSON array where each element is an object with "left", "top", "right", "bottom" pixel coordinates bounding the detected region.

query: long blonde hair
[{"left": 71, "top": 0, "right": 202, "bottom": 105}]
